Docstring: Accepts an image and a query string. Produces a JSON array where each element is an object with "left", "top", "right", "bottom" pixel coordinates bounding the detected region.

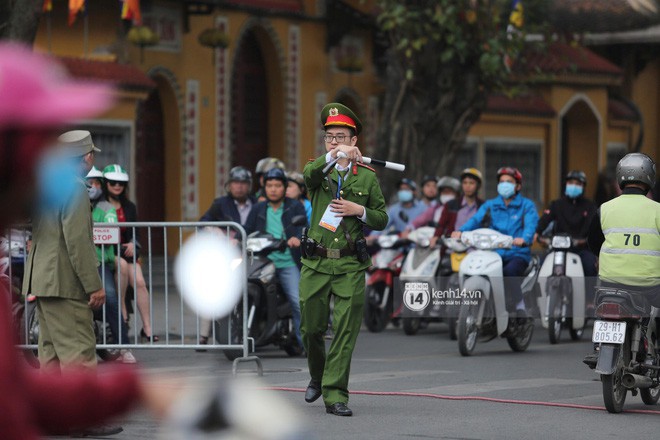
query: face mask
[
  {"left": 87, "top": 186, "right": 102, "bottom": 200},
  {"left": 440, "top": 194, "right": 455, "bottom": 204},
  {"left": 497, "top": 181, "right": 516, "bottom": 199},
  {"left": 565, "top": 184, "right": 583, "bottom": 198},
  {"left": 397, "top": 190, "right": 414, "bottom": 203}
]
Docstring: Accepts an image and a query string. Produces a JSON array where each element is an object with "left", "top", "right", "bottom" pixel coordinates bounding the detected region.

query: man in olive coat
[
  {"left": 300, "top": 103, "right": 388, "bottom": 416},
  {"left": 23, "top": 130, "right": 106, "bottom": 369}
]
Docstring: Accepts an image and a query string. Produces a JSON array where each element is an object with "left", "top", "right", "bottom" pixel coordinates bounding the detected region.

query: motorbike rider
[
  {"left": 536, "top": 170, "right": 598, "bottom": 306},
  {"left": 431, "top": 168, "right": 484, "bottom": 246},
  {"left": 403, "top": 176, "right": 461, "bottom": 235},
  {"left": 286, "top": 171, "right": 312, "bottom": 226},
  {"left": 254, "top": 157, "right": 286, "bottom": 202},
  {"left": 245, "top": 167, "right": 307, "bottom": 349},
  {"left": 368, "top": 178, "right": 426, "bottom": 242},
  {"left": 200, "top": 166, "right": 256, "bottom": 226},
  {"left": 420, "top": 175, "right": 440, "bottom": 207},
  {"left": 452, "top": 167, "right": 539, "bottom": 319},
  {"left": 86, "top": 166, "right": 136, "bottom": 364},
  {"left": 197, "top": 166, "right": 255, "bottom": 348},
  {"left": 586, "top": 153, "right": 660, "bottom": 363}
]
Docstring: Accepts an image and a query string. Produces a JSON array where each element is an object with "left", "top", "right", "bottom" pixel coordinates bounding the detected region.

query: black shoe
[
  {"left": 583, "top": 352, "right": 598, "bottom": 369},
  {"left": 196, "top": 336, "right": 208, "bottom": 352},
  {"left": 140, "top": 328, "right": 159, "bottom": 342},
  {"left": 304, "top": 380, "right": 322, "bottom": 403},
  {"left": 326, "top": 402, "right": 353, "bottom": 416},
  {"left": 71, "top": 424, "right": 123, "bottom": 437}
]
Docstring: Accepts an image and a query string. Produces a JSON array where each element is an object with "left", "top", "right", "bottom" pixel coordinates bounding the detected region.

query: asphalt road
[{"left": 52, "top": 319, "right": 656, "bottom": 440}]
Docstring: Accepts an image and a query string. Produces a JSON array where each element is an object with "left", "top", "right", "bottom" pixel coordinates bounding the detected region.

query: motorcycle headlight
[
  {"left": 551, "top": 235, "right": 571, "bottom": 249},
  {"left": 257, "top": 263, "right": 276, "bottom": 284}
]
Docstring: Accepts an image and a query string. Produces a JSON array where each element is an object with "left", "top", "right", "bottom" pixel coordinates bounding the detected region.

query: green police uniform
[{"left": 300, "top": 103, "right": 388, "bottom": 407}]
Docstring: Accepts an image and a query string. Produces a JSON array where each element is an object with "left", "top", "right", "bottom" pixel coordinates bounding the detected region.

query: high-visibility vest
[{"left": 599, "top": 195, "right": 660, "bottom": 287}]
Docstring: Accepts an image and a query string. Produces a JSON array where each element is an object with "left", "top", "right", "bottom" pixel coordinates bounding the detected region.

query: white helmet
[
  {"left": 103, "top": 164, "right": 129, "bottom": 182},
  {"left": 86, "top": 165, "right": 104, "bottom": 179},
  {"left": 437, "top": 176, "right": 461, "bottom": 193}
]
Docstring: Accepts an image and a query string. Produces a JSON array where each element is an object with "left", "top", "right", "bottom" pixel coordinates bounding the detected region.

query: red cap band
[{"left": 325, "top": 114, "right": 356, "bottom": 130}]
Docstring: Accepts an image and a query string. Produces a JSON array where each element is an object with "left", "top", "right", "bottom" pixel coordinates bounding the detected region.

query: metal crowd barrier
[{"left": 9, "top": 222, "right": 261, "bottom": 375}]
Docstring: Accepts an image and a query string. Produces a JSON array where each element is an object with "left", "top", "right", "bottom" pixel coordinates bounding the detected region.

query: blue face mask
[
  {"left": 398, "top": 190, "right": 414, "bottom": 203},
  {"left": 565, "top": 184, "right": 583, "bottom": 198},
  {"left": 497, "top": 181, "right": 516, "bottom": 199}
]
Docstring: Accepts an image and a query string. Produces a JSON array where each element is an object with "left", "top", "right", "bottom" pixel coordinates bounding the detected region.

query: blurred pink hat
[{"left": 0, "top": 44, "right": 113, "bottom": 127}]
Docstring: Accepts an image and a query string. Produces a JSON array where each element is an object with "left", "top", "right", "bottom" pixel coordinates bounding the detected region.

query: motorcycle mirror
[{"left": 174, "top": 231, "right": 242, "bottom": 319}]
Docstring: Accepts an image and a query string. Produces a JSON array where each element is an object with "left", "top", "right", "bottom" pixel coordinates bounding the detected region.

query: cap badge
[{"left": 329, "top": 107, "right": 339, "bottom": 117}]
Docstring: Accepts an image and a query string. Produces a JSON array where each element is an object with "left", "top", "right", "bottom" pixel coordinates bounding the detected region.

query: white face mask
[
  {"left": 440, "top": 194, "right": 455, "bottom": 204},
  {"left": 87, "top": 186, "right": 102, "bottom": 200}
]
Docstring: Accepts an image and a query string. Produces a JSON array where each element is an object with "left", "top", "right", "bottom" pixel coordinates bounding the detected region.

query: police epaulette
[{"left": 357, "top": 162, "right": 376, "bottom": 172}]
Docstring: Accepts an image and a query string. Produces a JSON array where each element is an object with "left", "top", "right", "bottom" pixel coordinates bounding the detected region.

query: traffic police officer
[
  {"left": 588, "top": 153, "right": 659, "bottom": 290},
  {"left": 585, "top": 153, "right": 659, "bottom": 367},
  {"left": 300, "top": 103, "right": 388, "bottom": 416}
]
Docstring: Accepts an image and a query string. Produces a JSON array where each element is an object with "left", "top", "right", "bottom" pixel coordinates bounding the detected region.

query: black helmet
[
  {"left": 397, "top": 178, "right": 417, "bottom": 191},
  {"left": 616, "top": 153, "right": 656, "bottom": 190},
  {"left": 263, "top": 167, "right": 287, "bottom": 185},
  {"left": 228, "top": 166, "right": 252, "bottom": 186},
  {"left": 565, "top": 170, "right": 587, "bottom": 185},
  {"left": 421, "top": 175, "right": 439, "bottom": 186}
]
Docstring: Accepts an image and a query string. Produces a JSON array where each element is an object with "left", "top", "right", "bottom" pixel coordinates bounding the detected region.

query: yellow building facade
[{"left": 32, "top": 0, "right": 658, "bottom": 242}]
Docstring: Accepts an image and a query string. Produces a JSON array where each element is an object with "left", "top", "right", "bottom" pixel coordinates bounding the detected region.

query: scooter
[
  {"left": 395, "top": 226, "right": 451, "bottom": 336},
  {"left": 441, "top": 237, "right": 470, "bottom": 340},
  {"left": 587, "top": 286, "right": 659, "bottom": 413},
  {"left": 455, "top": 228, "right": 539, "bottom": 356},
  {"left": 215, "top": 232, "right": 302, "bottom": 361},
  {"left": 538, "top": 234, "right": 587, "bottom": 344},
  {"left": 363, "top": 231, "right": 406, "bottom": 333}
]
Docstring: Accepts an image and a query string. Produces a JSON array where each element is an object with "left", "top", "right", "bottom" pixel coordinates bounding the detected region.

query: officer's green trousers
[
  {"left": 37, "top": 297, "right": 97, "bottom": 370},
  {"left": 299, "top": 266, "right": 365, "bottom": 405}
]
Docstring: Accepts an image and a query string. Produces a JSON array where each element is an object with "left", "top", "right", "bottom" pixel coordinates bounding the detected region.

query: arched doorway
[
  {"left": 136, "top": 89, "right": 165, "bottom": 254},
  {"left": 560, "top": 98, "right": 600, "bottom": 198},
  {"left": 232, "top": 30, "right": 269, "bottom": 173},
  {"left": 136, "top": 74, "right": 181, "bottom": 255}
]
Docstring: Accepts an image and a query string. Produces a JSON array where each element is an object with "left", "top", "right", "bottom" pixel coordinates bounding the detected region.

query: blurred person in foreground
[
  {"left": 0, "top": 44, "right": 178, "bottom": 439},
  {"left": 23, "top": 129, "right": 106, "bottom": 370}
]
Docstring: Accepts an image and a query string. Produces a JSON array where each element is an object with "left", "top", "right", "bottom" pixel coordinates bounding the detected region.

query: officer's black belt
[{"left": 313, "top": 245, "right": 355, "bottom": 259}]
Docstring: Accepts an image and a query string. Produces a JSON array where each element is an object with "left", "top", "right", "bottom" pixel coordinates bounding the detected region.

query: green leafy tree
[{"left": 374, "top": 0, "right": 548, "bottom": 185}]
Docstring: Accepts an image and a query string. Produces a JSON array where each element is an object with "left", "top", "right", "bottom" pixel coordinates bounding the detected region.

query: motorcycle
[
  {"left": 538, "top": 234, "right": 587, "bottom": 344},
  {"left": 588, "top": 286, "right": 659, "bottom": 413},
  {"left": 363, "top": 231, "right": 406, "bottom": 333},
  {"left": 441, "top": 236, "right": 470, "bottom": 340},
  {"left": 455, "top": 228, "right": 540, "bottom": 356},
  {"left": 395, "top": 226, "right": 453, "bottom": 336},
  {"left": 215, "top": 224, "right": 304, "bottom": 361}
]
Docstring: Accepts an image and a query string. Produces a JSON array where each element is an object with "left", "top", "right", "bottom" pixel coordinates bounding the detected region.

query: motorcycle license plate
[{"left": 592, "top": 320, "right": 627, "bottom": 344}]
